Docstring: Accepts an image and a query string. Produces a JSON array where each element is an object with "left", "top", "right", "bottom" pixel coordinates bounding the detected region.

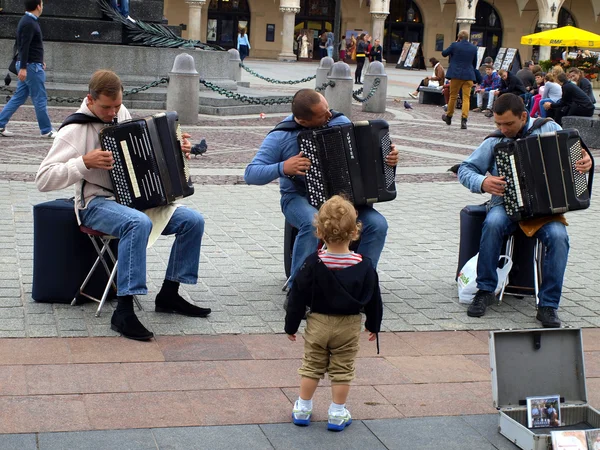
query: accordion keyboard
[
  {"left": 321, "top": 132, "right": 355, "bottom": 204},
  {"left": 102, "top": 134, "right": 134, "bottom": 206},
  {"left": 569, "top": 139, "right": 587, "bottom": 197},
  {"left": 300, "top": 135, "right": 329, "bottom": 208},
  {"left": 496, "top": 151, "right": 523, "bottom": 217},
  {"left": 381, "top": 132, "right": 395, "bottom": 187}
]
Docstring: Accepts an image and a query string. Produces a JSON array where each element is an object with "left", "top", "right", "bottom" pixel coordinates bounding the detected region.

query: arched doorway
[
  {"left": 294, "top": 0, "right": 336, "bottom": 60},
  {"left": 461, "top": 1, "right": 503, "bottom": 60},
  {"left": 384, "top": 0, "right": 425, "bottom": 65},
  {"left": 207, "top": 0, "right": 251, "bottom": 49},
  {"left": 532, "top": 8, "right": 576, "bottom": 62}
]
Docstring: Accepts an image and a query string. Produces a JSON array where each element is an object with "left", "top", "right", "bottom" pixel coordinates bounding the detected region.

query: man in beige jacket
[{"left": 36, "top": 70, "right": 210, "bottom": 341}]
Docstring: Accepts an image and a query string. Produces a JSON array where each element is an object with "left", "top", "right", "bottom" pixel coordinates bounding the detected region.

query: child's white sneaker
[
  {"left": 327, "top": 407, "right": 352, "bottom": 431},
  {"left": 291, "top": 400, "right": 312, "bottom": 426}
]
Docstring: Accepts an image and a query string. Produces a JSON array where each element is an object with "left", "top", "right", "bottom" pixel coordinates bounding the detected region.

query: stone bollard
[
  {"left": 362, "top": 61, "right": 387, "bottom": 113},
  {"left": 228, "top": 48, "right": 242, "bottom": 83},
  {"left": 325, "top": 61, "right": 353, "bottom": 119},
  {"left": 167, "top": 53, "right": 200, "bottom": 125},
  {"left": 316, "top": 57, "right": 334, "bottom": 90}
]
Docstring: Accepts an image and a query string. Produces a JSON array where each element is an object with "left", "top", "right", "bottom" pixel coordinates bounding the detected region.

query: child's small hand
[
  {"left": 287, "top": 334, "right": 296, "bottom": 341},
  {"left": 366, "top": 329, "right": 376, "bottom": 341}
]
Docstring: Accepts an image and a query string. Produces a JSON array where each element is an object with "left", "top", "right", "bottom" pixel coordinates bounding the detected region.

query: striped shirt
[{"left": 318, "top": 250, "right": 362, "bottom": 270}]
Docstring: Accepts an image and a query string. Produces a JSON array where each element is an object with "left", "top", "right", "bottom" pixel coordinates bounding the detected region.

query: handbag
[
  {"left": 8, "top": 42, "right": 18, "bottom": 75},
  {"left": 457, "top": 254, "right": 512, "bottom": 304}
]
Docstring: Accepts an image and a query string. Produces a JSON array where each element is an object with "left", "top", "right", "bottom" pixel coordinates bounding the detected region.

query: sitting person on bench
[
  {"left": 35, "top": 69, "right": 211, "bottom": 341},
  {"left": 408, "top": 57, "right": 445, "bottom": 99},
  {"left": 244, "top": 89, "right": 399, "bottom": 306},
  {"left": 544, "top": 72, "right": 595, "bottom": 125},
  {"left": 473, "top": 64, "right": 501, "bottom": 116},
  {"left": 457, "top": 93, "right": 592, "bottom": 327}
]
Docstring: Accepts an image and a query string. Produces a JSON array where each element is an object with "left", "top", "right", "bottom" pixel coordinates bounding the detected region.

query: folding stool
[{"left": 73, "top": 226, "right": 142, "bottom": 317}]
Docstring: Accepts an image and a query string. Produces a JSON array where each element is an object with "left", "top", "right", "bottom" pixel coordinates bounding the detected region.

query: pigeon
[
  {"left": 404, "top": 101, "right": 413, "bottom": 110},
  {"left": 190, "top": 138, "right": 207, "bottom": 157},
  {"left": 448, "top": 164, "right": 460, "bottom": 175}
]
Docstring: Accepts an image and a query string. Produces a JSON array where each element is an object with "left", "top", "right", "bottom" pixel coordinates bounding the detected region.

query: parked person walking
[
  {"left": 237, "top": 28, "right": 251, "bottom": 61},
  {"left": 441, "top": 31, "right": 481, "bottom": 130},
  {"left": 0, "top": 0, "right": 56, "bottom": 138}
]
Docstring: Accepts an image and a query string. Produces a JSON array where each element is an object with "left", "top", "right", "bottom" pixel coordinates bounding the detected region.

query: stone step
[{"left": 198, "top": 104, "right": 291, "bottom": 116}]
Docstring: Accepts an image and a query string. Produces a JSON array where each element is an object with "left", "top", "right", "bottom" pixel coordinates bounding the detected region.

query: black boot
[
  {"left": 442, "top": 114, "right": 452, "bottom": 125},
  {"left": 155, "top": 280, "right": 211, "bottom": 317},
  {"left": 461, "top": 118, "right": 468, "bottom": 129},
  {"left": 111, "top": 295, "right": 154, "bottom": 341}
]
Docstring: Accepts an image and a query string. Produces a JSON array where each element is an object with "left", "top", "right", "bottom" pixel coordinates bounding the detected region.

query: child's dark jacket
[{"left": 284, "top": 252, "right": 383, "bottom": 335}]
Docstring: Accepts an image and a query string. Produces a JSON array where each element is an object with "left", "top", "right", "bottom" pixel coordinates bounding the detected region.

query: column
[
  {"left": 456, "top": 18, "right": 475, "bottom": 36},
  {"left": 186, "top": 0, "right": 206, "bottom": 41},
  {"left": 537, "top": 23, "right": 557, "bottom": 62},
  {"left": 278, "top": 7, "right": 300, "bottom": 61},
  {"left": 370, "top": 13, "right": 388, "bottom": 43}
]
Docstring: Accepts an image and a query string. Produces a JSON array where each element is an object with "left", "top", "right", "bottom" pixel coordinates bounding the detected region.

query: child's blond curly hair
[{"left": 314, "top": 195, "right": 362, "bottom": 244}]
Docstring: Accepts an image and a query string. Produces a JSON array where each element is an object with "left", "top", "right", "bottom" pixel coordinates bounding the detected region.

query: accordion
[
  {"left": 494, "top": 129, "right": 593, "bottom": 221},
  {"left": 99, "top": 111, "right": 194, "bottom": 210},
  {"left": 297, "top": 119, "right": 396, "bottom": 209}
]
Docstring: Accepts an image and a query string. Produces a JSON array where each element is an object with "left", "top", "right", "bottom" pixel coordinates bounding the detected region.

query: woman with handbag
[{"left": 408, "top": 58, "right": 445, "bottom": 99}]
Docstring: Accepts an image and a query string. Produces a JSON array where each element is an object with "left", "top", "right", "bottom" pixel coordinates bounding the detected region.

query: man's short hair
[
  {"left": 567, "top": 67, "right": 581, "bottom": 75},
  {"left": 88, "top": 70, "right": 124, "bottom": 100},
  {"left": 292, "top": 89, "right": 321, "bottom": 121},
  {"left": 484, "top": 64, "right": 493, "bottom": 70},
  {"left": 457, "top": 30, "right": 469, "bottom": 41},
  {"left": 483, "top": 56, "right": 494, "bottom": 64},
  {"left": 524, "top": 60, "right": 533, "bottom": 68},
  {"left": 498, "top": 69, "right": 507, "bottom": 77},
  {"left": 493, "top": 93, "right": 526, "bottom": 116},
  {"left": 25, "top": 0, "right": 41, "bottom": 11},
  {"left": 557, "top": 72, "right": 569, "bottom": 84}
]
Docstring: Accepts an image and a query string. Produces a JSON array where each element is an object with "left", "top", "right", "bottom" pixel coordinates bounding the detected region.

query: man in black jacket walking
[
  {"left": 545, "top": 72, "right": 594, "bottom": 125},
  {"left": 0, "top": 0, "right": 55, "bottom": 138}
]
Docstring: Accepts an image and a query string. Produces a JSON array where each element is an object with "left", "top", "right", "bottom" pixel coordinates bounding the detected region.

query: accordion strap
[{"left": 59, "top": 113, "right": 105, "bottom": 131}]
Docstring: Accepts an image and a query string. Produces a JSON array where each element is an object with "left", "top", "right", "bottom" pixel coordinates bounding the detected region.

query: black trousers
[
  {"left": 355, "top": 56, "right": 365, "bottom": 82},
  {"left": 553, "top": 104, "right": 594, "bottom": 125}
]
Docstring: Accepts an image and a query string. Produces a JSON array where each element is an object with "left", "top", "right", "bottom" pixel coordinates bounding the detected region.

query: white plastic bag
[{"left": 457, "top": 254, "right": 512, "bottom": 304}]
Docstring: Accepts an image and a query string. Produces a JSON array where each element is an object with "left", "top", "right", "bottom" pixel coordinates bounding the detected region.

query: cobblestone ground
[{"left": 0, "top": 92, "right": 599, "bottom": 338}]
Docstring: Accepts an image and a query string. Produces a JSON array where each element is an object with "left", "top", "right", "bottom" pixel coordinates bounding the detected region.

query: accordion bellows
[
  {"left": 494, "top": 129, "right": 592, "bottom": 221},
  {"left": 99, "top": 111, "right": 194, "bottom": 210},
  {"left": 297, "top": 119, "right": 396, "bottom": 209}
]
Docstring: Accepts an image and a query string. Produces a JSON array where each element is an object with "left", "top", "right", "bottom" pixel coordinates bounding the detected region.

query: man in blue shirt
[
  {"left": 244, "top": 89, "right": 398, "bottom": 302},
  {"left": 458, "top": 93, "right": 592, "bottom": 327}
]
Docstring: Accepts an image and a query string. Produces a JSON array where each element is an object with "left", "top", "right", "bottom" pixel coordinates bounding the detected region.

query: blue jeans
[
  {"left": 476, "top": 205, "right": 569, "bottom": 308},
  {"left": 79, "top": 197, "right": 204, "bottom": 296},
  {"left": 0, "top": 62, "right": 52, "bottom": 134},
  {"left": 111, "top": 0, "right": 129, "bottom": 16},
  {"left": 282, "top": 193, "right": 388, "bottom": 283},
  {"left": 538, "top": 98, "right": 555, "bottom": 118},
  {"left": 327, "top": 46, "right": 334, "bottom": 58}
]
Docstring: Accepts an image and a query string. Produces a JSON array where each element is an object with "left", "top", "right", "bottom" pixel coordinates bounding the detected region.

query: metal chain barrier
[
  {"left": 124, "top": 77, "right": 169, "bottom": 96},
  {"left": 200, "top": 79, "right": 294, "bottom": 105},
  {"left": 240, "top": 63, "right": 316, "bottom": 85},
  {"left": 315, "top": 80, "right": 336, "bottom": 92},
  {"left": 352, "top": 78, "right": 381, "bottom": 103}
]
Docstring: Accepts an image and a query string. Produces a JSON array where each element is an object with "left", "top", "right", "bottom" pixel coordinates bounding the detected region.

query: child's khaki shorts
[{"left": 298, "top": 312, "right": 362, "bottom": 384}]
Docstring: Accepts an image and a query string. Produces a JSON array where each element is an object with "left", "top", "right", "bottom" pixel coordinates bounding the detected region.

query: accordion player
[
  {"left": 297, "top": 119, "right": 396, "bottom": 209},
  {"left": 494, "top": 129, "right": 593, "bottom": 222},
  {"left": 99, "top": 111, "right": 194, "bottom": 210}
]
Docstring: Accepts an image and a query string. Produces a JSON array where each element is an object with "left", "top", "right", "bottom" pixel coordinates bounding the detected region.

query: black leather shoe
[
  {"left": 461, "top": 118, "right": 468, "bottom": 129},
  {"left": 442, "top": 114, "right": 452, "bottom": 125},
  {"left": 467, "top": 290, "right": 497, "bottom": 317},
  {"left": 536, "top": 307, "right": 561, "bottom": 328},
  {"left": 155, "top": 293, "right": 211, "bottom": 317},
  {"left": 111, "top": 310, "right": 154, "bottom": 341}
]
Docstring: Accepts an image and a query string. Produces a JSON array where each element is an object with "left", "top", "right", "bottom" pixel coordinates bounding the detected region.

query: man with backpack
[
  {"left": 457, "top": 93, "right": 592, "bottom": 327},
  {"left": 244, "top": 89, "right": 399, "bottom": 304}
]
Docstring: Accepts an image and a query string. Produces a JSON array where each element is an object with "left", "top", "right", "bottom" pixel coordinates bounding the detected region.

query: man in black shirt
[
  {"left": 0, "top": 0, "right": 55, "bottom": 138},
  {"left": 544, "top": 72, "right": 595, "bottom": 125}
]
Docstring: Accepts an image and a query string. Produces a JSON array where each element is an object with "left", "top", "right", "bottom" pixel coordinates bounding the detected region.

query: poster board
[
  {"left": 395, "top": 42, "right": 412, "bottom": 68},
  {"left": 501, "top": 48, "right": 522, "bottom": 74},
  {"left": 404, "top": 42, "right": 421, "bottom": 68},
  {"left": 476, "top": 47, "right": 486, "bottom": 68},
  {"left": 493, "top": 48, "right": 506, "bottom": 71}
]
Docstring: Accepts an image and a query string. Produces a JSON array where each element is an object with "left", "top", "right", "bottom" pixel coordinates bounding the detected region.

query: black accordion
[
  {"left": 297, "top": 119, "right": 396, "bottom": 209},
  {"left": 494, "top": 129, "right": 593, "bottom": 221},
  {"left": 99, "top": 111, "right": 194, "bottom": 210}
]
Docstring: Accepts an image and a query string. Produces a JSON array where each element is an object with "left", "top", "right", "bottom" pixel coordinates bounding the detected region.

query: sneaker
[
  {"left": 292, "top": 400, "right": 312, "bottom": 426},
  {"left": 0, "top": 128, "right": 14, "bottom": 137},
  {"left": 126, "top": 16, "right": 137, "bottom": 23},
  {"left": 443, "top": 104, "right": 448, "bottom": 112},
  {"left": 461, "top": 118, "right": 468, "bottom": 130},
  {"left": 408, "top": 92, "right": 417, "bottom": 99},
  {"left": 472, "top": 107, "right": 482, "bottom": 112},
  {"left": 441, "top": 114, "right": 452, "bottom": 126},
  {"left": 536, "top": 306, "right": 561, "bottom": 328},
  {"left": 41, "top": 130, "right": 57, "bottom": 139},
  {"left": 467, "top": 290, "right": 497, "bottom": 317},
  {"left": 328, "top": 408, "right": 352, "bottom": 431}
]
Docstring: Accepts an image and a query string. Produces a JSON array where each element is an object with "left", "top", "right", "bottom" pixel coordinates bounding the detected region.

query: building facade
[{"left": 164, "top": 0, "right": 600, "bottom": 64}]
